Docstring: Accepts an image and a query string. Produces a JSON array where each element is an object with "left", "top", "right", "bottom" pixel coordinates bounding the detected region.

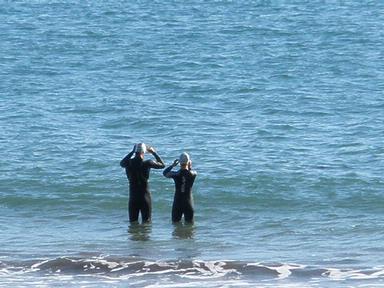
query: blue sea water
[{"left": 1, "top": 0, "right": 384, "bottom": 287}]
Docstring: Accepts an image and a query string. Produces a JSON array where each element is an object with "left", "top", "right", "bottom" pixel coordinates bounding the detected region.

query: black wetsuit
[
  {"left": 163, "top": 166, "right": 197, "bottom": 223},
  {"left": 120, "top": 151, "right": 165, "bottom": 222}
]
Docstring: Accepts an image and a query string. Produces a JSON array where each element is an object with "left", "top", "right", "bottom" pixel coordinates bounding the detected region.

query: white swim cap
[
  {"left": 135, "top": 143, "right": 147, "bottom": 153},
  {"left": 179, "top": 152, "right": 190, "bottom": 165}
]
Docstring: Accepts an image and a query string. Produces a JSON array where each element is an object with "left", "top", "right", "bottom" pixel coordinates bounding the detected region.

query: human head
[
  {"left": 179, "top": 152, "right": 190, "bottom": 167},
  {"left": 135, "top": 143, "right": 147, "bottom": 155}
]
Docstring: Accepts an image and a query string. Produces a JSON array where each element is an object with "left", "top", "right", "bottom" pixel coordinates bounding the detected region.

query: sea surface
[{"left": 1, "top": 0, "right": 384, "bottom": 287}]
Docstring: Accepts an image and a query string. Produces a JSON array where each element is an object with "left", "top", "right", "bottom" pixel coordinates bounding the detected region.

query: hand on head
[{"left": 146, "top": 145, "right": 155, "bottom": 154}]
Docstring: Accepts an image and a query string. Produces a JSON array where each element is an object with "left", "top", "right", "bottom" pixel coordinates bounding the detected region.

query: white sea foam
[{"left": 325, "top": 268, "right": 384, "bottom": 281}]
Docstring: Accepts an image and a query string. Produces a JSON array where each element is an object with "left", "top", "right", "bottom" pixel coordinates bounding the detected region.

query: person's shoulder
[
  {"left": 144, "top": 159, "right": 154, "bottom": 165},
  {"left": 166, "top": 169, "right": 179, "bottom": 179},
  {"left": 189, "top": 170, "right": 197, "bottom": 177},
  {"left": 173, "top": 169, "right": 181, "bottom": 175},
  {"left": 124, "top": 157, "right": 133, "bottom": 166},
  {"left": 169, "top": 169, "right": 181, "bottom": 177}
]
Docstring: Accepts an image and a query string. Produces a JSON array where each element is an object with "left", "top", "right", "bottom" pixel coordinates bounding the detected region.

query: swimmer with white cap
[
  {"left": 163, "top": 152, "right": 197, "bottom": 223},
  {"left": 134, "top": 143, "right": 147, "bottom": 154},
  {"left": 120, "top": 143, "right": 165, "bottom": 223}
]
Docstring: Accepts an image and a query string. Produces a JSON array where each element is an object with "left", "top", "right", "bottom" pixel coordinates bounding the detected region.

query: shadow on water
[
  {"left": 172, "top": 222, "right": 195, "bottom": 240},
  {"left": 128, "top": 223, "right": 152, "bottom": 241}
]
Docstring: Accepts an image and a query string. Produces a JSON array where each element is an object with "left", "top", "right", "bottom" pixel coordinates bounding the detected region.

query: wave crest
[{"left": 2, "top": 256, "right": 384, "bottom": 283}]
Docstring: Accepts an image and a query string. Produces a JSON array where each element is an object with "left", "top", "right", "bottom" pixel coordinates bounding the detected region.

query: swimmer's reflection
[
  {"left": 128, "top": 222, "right": 152, "bottom": 241},
  {"left": 172, "top": 222, "right": 195, "bottom": 239}
]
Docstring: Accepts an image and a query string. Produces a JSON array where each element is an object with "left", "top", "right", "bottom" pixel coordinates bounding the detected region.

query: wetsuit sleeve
[
  {"left": 163, "top": 165, "right": 177, "bottom": 178},
  {"left": 120, "top": 151, "right": 134, "bottom": 168},
  {"left": 147, "top": 152, "right": 165, "bottom": 169}
]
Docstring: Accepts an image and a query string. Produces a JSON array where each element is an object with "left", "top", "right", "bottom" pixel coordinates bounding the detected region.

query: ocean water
[{"left": 1, "top": 0, "right": 384, "bottom": 287}]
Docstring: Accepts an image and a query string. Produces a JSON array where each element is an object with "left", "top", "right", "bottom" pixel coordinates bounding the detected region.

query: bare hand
[{"left": 147, "top": 146, "right": 155, "bottom": 154}]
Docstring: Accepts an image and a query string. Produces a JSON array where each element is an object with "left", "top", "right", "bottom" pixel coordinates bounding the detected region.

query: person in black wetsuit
[
  {"left": 120, "top": 143, "right": 165, "bottom": 223},
  {"left": 163, "top": 152, "right": 197, "bottom": 223}
]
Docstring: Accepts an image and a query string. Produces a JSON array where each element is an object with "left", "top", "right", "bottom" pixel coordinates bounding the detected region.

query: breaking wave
[{"left": 2, "top": 255, "right": 384, "bottom": 284}]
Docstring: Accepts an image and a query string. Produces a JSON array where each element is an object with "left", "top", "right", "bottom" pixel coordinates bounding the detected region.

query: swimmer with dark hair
[
  {"left": 120, "top": 143, "right": 165, "bottom": 223},
  {"left": 163, "top": 153, "right": 197, "bottom": 223}
]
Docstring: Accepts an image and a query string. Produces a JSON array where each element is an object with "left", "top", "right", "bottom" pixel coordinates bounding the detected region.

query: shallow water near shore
[{"left": 1, "top": 0, "right": 384, "bottom": 287}]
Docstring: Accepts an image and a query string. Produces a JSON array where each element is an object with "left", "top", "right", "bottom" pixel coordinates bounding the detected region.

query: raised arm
[
  {"left": 120, "top": 146, "right": 135, "bottom": 168},
  {"left": 188, "top": 161, "right": 197, "bottom": 178},
  {"left": 146, "top": 146, "right": 165, "bottom": 169},
  {"left": 191, "top": 170, "right": 197, "bottom": 179},
  {"left": 163, "top": 159, "right": 179, "bottom": 178}
]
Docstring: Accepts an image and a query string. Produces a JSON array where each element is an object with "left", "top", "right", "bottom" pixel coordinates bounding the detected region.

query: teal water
[{"left": 1, "top": 1, "right": 384, "bottom": 287}]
